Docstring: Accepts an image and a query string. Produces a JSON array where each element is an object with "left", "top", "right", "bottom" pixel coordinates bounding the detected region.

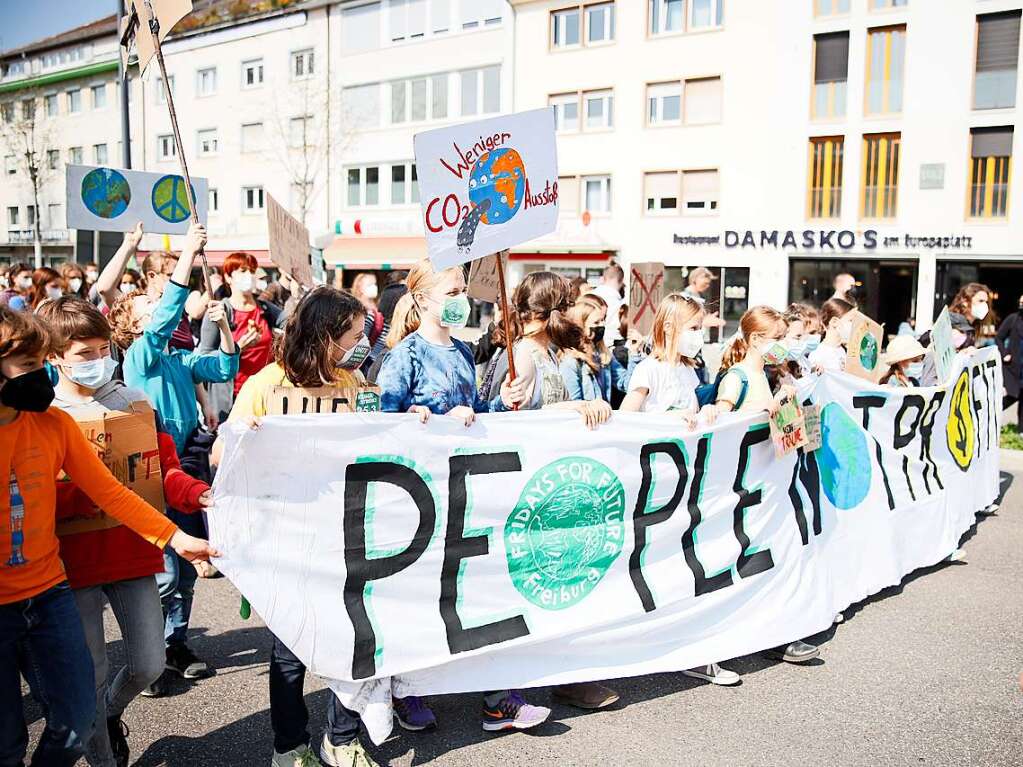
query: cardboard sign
[
  {"left": 769, "top": 392, "right": 808, "bottom": 457},
  {"left": 414, "top": 107, "right": 559, "bottom": 268},
  {"left": 66, "top": 164, "right": 208, "bottom": 235},
  {"left": 467, "top": 253, "right": 502, "bottom": 303},
  {"left": 803, "top": 403, "right": 822, "bottom": 452},
  {"left": 931, "top": 306, "right": 957, "bottom": 385},
  {"left": 266, "top": 193, "right": 314, "bottom": 288},
  {"left": 57, "top": 402, "right": 165, "bottom": 537},
  {"left": 845, "top": 312, "right": 885, "bottom": 383},
  {"left": 266, "top": 384, "right": 382, "bottom": 416},
  {"left": 129, "top": 0, "right": 193, "bottom": 74},
  {"left": 629, "top": 262, "right": 665, "bottom": 336}
]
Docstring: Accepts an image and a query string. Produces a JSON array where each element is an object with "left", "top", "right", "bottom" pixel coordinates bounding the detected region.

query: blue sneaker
[
  {"left": 482, "top": 691, "right": 551, "bottom": 732},
  {"left": 393, "top": 695, "right": 437, "bottom": 731}
]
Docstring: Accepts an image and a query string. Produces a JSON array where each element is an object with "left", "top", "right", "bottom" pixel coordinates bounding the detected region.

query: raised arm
[{"left": 95, "top": 222, "right": 143, "bottom": 308}]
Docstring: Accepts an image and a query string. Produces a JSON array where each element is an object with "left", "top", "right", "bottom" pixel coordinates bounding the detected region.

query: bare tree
[{"left": 0, "top": 89, "right": 56, "bottom": 268}]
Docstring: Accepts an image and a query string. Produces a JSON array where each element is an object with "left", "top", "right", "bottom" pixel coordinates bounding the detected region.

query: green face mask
[{"left": 439, "top": 294, "right": 471, "bottom": 328}]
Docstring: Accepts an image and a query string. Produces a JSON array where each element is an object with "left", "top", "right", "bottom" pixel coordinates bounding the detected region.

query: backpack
[{"left": 696, "top": 367, "right": 749, "bottom": 409}]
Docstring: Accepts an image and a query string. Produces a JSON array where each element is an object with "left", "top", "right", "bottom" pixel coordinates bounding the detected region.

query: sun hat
[{"left": 882, "top": 335, "right": 926, "bottom": 366}]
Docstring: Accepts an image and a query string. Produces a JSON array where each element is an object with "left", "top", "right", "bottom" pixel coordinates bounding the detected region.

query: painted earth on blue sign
[
  {"left": 151, "top": 175, "right": 194, "bottom": 224},
  {"left": 81, "top": 168, "right": 130, "bottom": 219},
  {"left": 468, "top": 148, "right": 525, "bottom": 226},
  {"left": 817, "top": 402, "right": 872, "bottom": 509}
]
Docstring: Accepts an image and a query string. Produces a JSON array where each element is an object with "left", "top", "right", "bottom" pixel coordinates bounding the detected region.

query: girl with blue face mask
[{"left": 880, "top": 335, "right": 927, "bottom": 387}]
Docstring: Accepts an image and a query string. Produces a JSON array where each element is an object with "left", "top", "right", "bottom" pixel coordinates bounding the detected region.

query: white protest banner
[
  {"left": 66, "top": 165, "right": 208, "bottom": 235},
  {"left": 931, "top": 307, "right": 957, "bottom": 384},
  {"left": 413, "top": 108, "right": 559, "bottom": 268},
  {"left": 266, "top": 193, "right": 313, "bottom": 288},
  {"left": 210, "top": 349, "right": 1001, "bottom": 744}
]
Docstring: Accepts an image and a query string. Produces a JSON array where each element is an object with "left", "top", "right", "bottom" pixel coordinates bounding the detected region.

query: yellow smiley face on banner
[{"left": 946, "top": 370, "right": 975, "bottom": 471}]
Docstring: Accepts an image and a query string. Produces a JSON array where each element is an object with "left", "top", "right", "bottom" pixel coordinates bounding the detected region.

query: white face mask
[
  {"left": 69, "top": 278, "right": 83, "bottom": 293},
  {"left": 45, "top": 285, "right": 63, "bottom": 301},
  {"left": 337, "top": 335, "right": 371, "bottom": 370},
  {"left": 676, "top": 328, "right": 704, "bottom": 358},
  {"left": 86, "top": 270, "right": 99, "bottom": 282},
  {"left": 972, "top": 303, "right": 989, "bottom": 321},
  {"left": 364, "top": 283, "right": 379, "bottom": 300},
  {"left": 0, "top": 276, "right": 8, "bottom": 289},
  {"left": 232, "top": 272, "right": 255, "bottom": 293},
  {"left": 256, "top": 278, "right": 268, "bottom": 292},
  {"left": 16, "top": 276, "right": 32, "bottom": 290},
  {"left": 120, "top": 283, "right": 136, "bottom": 295}
]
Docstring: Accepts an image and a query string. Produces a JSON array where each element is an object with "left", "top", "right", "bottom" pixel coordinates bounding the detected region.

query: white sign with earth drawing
[
  {"left": 413, "top": 108, "right": 559, "bottom": 268},
  {"left": 66, "top": 164, "right": 208, "bottom": 235}
]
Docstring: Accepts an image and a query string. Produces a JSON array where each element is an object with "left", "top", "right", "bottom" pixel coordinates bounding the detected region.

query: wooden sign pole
[{"left": 494, "top": 250, "right": 518, "bottom": 410}]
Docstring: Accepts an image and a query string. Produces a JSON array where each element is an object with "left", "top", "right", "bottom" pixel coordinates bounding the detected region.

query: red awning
[
  {"left": 508, "top": 250, "right": 614, "bottom": 262},
  {"left": 323, "top": 237, "right": 427, "bottom": 269}
]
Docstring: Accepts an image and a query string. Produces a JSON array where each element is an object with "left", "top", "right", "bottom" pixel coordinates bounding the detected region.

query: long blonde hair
[
  {"left": 561, "top": 293, "right": 610, "bottom": 373},
  {"left": 720, "top": 306, "right": 787, "bottom": 371},
  {"left": 385, "top": 258, "right": 462, "bottom": 349},
  {"left": 650, "top": 292, "right": 704, "bottom": 366}
]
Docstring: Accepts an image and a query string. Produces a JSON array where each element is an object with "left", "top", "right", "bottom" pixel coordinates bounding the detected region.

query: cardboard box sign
[
  {"left": 57, "top": 402, "right": 165, "bottom": 537},
  {"left": 266, "top": 193, "right": 314, "bottom": 289},
  {"left": 845, "top": 311, "right": 885, "bottom": 384},
  {"left": 803, "top": 403, "right": 823, "bottom": 452},
  {"left": 769, "top": 392, "right": 808, "bottom": 457},
  {"left": 467, "top": 253, "right": 502, "bottom": 303},
  {"left": 630, "top": 262, "right": 665, "bottom": 336},
  {"left": 266, "top": 384, "right": 382, "bottom": 416}
]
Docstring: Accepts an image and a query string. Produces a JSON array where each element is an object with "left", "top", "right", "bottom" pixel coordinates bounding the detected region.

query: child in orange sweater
[{"left": 0, "top": 305, "right": 216, "bottom": 767}]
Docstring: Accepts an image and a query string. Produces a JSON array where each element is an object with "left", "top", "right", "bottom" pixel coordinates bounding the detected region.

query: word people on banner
[
  {"left": 266, "top": 193, "right": 314, "bottom": 289},
  {"left": 629, "top": 262, "right": 665, "bottom": 336},
  {"left": 414, "top": 108, "right": 559, "bottom": 268}
]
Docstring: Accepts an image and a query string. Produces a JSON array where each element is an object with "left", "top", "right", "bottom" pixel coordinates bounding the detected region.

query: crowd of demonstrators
[{"left": 0, "top": 239, "right": 1010, "bottom": 767}]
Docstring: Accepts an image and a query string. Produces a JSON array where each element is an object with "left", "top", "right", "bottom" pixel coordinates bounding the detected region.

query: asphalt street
[{"left": 21, "top": 454, "right": 1023, "bottom": 767}]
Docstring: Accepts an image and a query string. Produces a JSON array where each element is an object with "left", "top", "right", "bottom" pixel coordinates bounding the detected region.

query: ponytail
[
  {"left": 386, "top": 292, "right": 422, "bottom": 349},
  {"left": 719, "top": 335, "right": 749, "bottom": 372}
]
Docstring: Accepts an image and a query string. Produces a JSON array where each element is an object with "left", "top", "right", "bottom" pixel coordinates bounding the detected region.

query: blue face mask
[
  {"left": 804, "top": 334, "right": 822, "bottom": 352},
  {"left": 787, "top": 340, "right": 806, "bottom": 360},
  {"left": 65, "top": 356, "right": 117, "bottom": 390},
  {"left": 905, "top": 362, "right": 924, "bottom": 380}
]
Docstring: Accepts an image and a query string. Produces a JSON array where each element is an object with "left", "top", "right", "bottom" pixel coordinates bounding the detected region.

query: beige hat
[{"left": 882, "top": 334, "right": 926, "bottom": 366}]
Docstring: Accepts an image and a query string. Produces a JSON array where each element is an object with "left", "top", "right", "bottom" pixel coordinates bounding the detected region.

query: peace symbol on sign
[{"left": 151, "top": 175, "right": 194, "bottom": 224}]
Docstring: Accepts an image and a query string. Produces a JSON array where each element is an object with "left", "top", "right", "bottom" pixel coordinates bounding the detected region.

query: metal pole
[{"left": 117, "top": 0, "right": 131, "bottom": 168}]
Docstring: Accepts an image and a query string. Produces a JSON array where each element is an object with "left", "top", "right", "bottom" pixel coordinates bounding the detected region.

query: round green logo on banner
[
  {"left": 504, "top": 457, "right": 626, "bottom": 610},
  {"left": 859, "top": 333, "right": 879, "bottom": 371}
]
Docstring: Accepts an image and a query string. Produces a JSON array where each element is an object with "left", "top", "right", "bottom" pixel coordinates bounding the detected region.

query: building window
[
  {"left": 550, "top": 92, "right": 580, "bottom": 132},
  {"left": 683, "top": 169, "right": 719, "bottom": 213},
  {"left": 4, "top": 156, "right": 15, "bottom": 175},
  {"left": 861, "top": 132, "right": 900, "bottom": 218},
  {"left": 208, "top": 188, "right": 219, "bottom": 213},
  {"left": 813, "top": 32, "right": 848, "bottom": 119},
  {"left": 197, "top": 67, "right": 217, "bottom": 97},
  {"left": 432, "top": 73, "right": 448, "bottom": 118},
  {"left": 460, "top": 0, "right": 503, "bottom": 30},
  {"left": 559, "top": 176, "right": 580, "bottom": 215},
  {"left": 0, "top": 103, "right": 11, "bottom": 122},
  {"left": 807, "top": 136, "right": 844, "bottom": 219},
  {"left": 7, "top": 207, "right": 18, "bottom": 225},
  {"left": 93, "top": 143, "right": 108, "bottom": 165},
  {"left": 584, "top": 89, "right": 614, "bottom": 129},
  {"left": 44, "top": 94, "right": 58, "bottom": 117},
  {"left": 865, "top": 25, "right": 906, "bottom": 115},
  {"left": 644, "top": 171, "right": 680, "bottom": 214},
  {"left": 684, "top": 76, "right": 721, "bottom": 124},
  {"left": 390, "top": 162, "right": 419, "bottom": 204},
  {"left": 342, "top": 1, "right": 382, "bottom": 54},
  {"left": 243, "top": 186, "right": 265, "bottom": 212},
  {"left": 157, "top": 75, "right": 174, "bottom": 104},
  {"left": 346, "top": 166, "right": 381, "bottom": 206},
  {"left": 289, "top": 116, "right": 312, "bottom": 148},
  {"left": 158, "top": 134, "right": 176, "bottom": 161},
  {"left": 969, "top": 126, "right": 1012, "bottom": 219},
  {"left": 815, "top": 0, "right": 849, "bottom": 17},
  {"left": 67, "top": 89, "right": 81, "bottom": 113},
  {"left": 47, "top": 204, "right": 61, "bottom": 228},
  {"left": 588, "top": 2, "right": 615, "bottom": 43},
  {"left": 292, "top": 49, "right": 314, "bottom": 80},
  {"left": 432, "top": 0, "right": 450, "bottom": 33},
  {"left": 689, "top": 0, "right": 723, "bottom": 30},
  {"left": 21, "top": 99, "right": 34, "bottom": 120},
  {"left": 552, "top": 8, "right": 581, "bottom": 48},
  {"left": 241, "top": 122, "right": 264, "bottom": 153},
  {"left": 647, "top": 82, "right": 682, "bottom": 125},
  {"left": 390, "top": 0, "right": 427, "bottom": 42},
  {"left": 344, "top": 84, "right": 382, "bottom": 129},
  {"left": 242, "top": 59, "right": 264, "bottom": 88},
  {"left": 390, "top": 75, "right": 447, "bottom": 123},
  {"left": 198, "top": 129, "right": 218, "bottom": 156},
  {"left": 582, "top": 174, "right": 612, "bottom": 212},
  {"left": 649, "top": 0, "right": 684, "bottom": 35},
  {"left": 460, "top": 66, "right": 500, "bottom": 116},
  {"left": 47, "top": 149, "right": 60, "bottom": 170},
  {"left": 975, "top": 11, "right": 1021, "bottom": 110},
  {"left": 91, "top": 84, "right": 106, "bottom": 109},
  {"left": 870, "top": 0, "right": 907, "bottom": 9},
  {"left": 69, "top": 146, "right": 83, "bottom": 165}
]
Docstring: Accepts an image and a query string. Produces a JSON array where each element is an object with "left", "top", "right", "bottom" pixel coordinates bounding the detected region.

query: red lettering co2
[{"left": 425, "top": 194, "right": 470, "bottom": 233}]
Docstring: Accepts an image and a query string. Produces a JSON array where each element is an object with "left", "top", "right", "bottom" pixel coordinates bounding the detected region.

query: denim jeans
[
  {"left": 0, "top": 582, "right": 96, "bottom": 767},
  {"left": 268, "top": 634, "right": 360, "bottom": 753},
  {"left": 74, "top": 576, "right": 165, "bottom": 767},
  {"left": 155, "top": 509, "right": 203, "bottom": 647}
]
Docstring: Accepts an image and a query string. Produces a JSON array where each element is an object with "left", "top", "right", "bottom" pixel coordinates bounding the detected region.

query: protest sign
[
  {"left": 845, "top": 312, "right": 885, "bottom": 383},
  {"left": 467, "top": 253, "right": 502, "bottom": 303},
  {"left": 769, "top": 391, "right": 807, "bottom": 457},
  {"left": 266, "top": 193, "right": 313, "bottom": 288},
  {"left": 266, "top": 384, "right": 382, "bottom": 416},
  {"left": 129, "top": 0, "right": 193, "bottom": 74},
  {"left": 931, "top": 307, "right": 957, "bottom": 385},
  {"left": 57, "top": 403, "right": 164, "bottom": 537},
  {"left": 803, "top": 403, "right": 822, "bottom": 452},
  {"left": 210, "top": 348, "right": 1002, "bottom": 744},
  {"left": 66, "top": 165, "right": 208, "bottom": 235},
  {"left": 414, "top": 108, "right": 559, "bottom": 268},
  {"left": 629, "top": 263, "right": 665, "bottom": 336}
]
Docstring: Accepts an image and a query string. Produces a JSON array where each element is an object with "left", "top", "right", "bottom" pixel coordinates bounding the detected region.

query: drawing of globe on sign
[
  {"left": 81, "top": 168, "right": 130, "bottom": 219},
  {"left": 458, "top": 148, "right": 525, "bottom": 252},
  {"left": 859, "top": 333, "right": 879, "bottom": 371},
  {"left": 151, "top": 175, "right": 194, "bottom": 224}
]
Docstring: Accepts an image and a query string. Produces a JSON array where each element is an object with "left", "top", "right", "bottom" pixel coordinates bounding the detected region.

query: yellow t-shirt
[{"left": 227, "top": 362, "right": 363, "bottom": 421}]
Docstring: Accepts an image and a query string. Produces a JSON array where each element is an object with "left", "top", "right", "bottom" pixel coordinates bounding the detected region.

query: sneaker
[
  {"left": 393, "top": 695, "right": 437, "bottom": 731},
  {"left": 106, "top": 716, "right": 129, "bottom": 767},
  {"left": 481, "top": 691, "right": 551, "bottom": 732},
  {"left": 271, "top": 744, "right": 320, "bottom": 767},
  {"left": 833, "top": 612, "right": 845, "bottom": 625},
  {"left": 764, "top": 640, "right": 820, "bottom": 664},
  {"left": 948, "top": 548, "right": 967, "bottom": 562},
  {"left": 320, "top": 735, "right": 379, "bottom": 767},
  {"left": 978, "top": 503, "right": 999, "bottom": 516},
  {"left": 165, "top": 644, "right": 213, "bottom": 680},
  {"left": 140, "top": 671, "right": 168, "bottom": 698},
  {"left": 551, "top": 681, "right": 620, "bottom": 710},
  {"left": 682, "top": 663, "right": 741, "bottom": 686}
]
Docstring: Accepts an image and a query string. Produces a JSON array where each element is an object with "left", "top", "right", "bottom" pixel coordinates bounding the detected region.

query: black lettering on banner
[
  {"left": 442, "top": 453, "right": 529, "bottom": 653},
  {"left": 732, "top": 426, "right": 775, "bottom": 578},
  {"left": 918, "top": 392, "right": 946, "bottom": 493},
  {"left": 343, "top": 461, "right": 437, "bottom": 680},
  {"left": 787, "top": 459, "right": 809, "bottom": 546},
  {"left": 983, "top": 359, "right": 998, "bottom": 448},
  {"left": 683, "top": 436, "right": 734, "bottom": 596},
  {"left": 631, "top": 441, "right": 689, "bottom": 612},
  {"left": 853, "top": 395, "right": 895, "bottom": 510},
  {"left": 970, "top": 364, "right": 986, "bottom": 455},
  {"left": 893, "top": 394, "right": 926, "bottom": 502},
  {"left": 787, "top": 444, "right": 823, "bottom": 545}
]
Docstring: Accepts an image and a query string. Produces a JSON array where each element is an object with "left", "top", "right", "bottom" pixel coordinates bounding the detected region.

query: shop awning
[{"left": 322, "top": 236, "right": 427, "bottom": 270}]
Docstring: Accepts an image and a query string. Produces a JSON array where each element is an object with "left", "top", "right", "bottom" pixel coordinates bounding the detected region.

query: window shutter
[
  {"left": 977, "top": 12, "right": 1022, "bottom": 72},
  {"left": 683, "top": 170, "right": 719, "bottom": 203},
  {"left": 815, "top": 32, "right": 849, "bottom": 83},
  {"left": 559, "top": 176, "right": 580, "bottom": 213},
  {"left": 644, "top": 172, "right": 679, "bottom": 205},
  {"left": 972, "top": 126, "right": 1014, "bottom": 157}
]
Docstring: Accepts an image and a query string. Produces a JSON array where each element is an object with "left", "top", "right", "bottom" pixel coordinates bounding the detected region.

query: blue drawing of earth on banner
[
  {"left": 817, "top": 402, "right": 872, "bottom": 509},
  {"left": 468, "top": 148, "right": 525, "bottom": 226},
  {"left": 81, "top": 168, "right": 131, "bottom": 219}
]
